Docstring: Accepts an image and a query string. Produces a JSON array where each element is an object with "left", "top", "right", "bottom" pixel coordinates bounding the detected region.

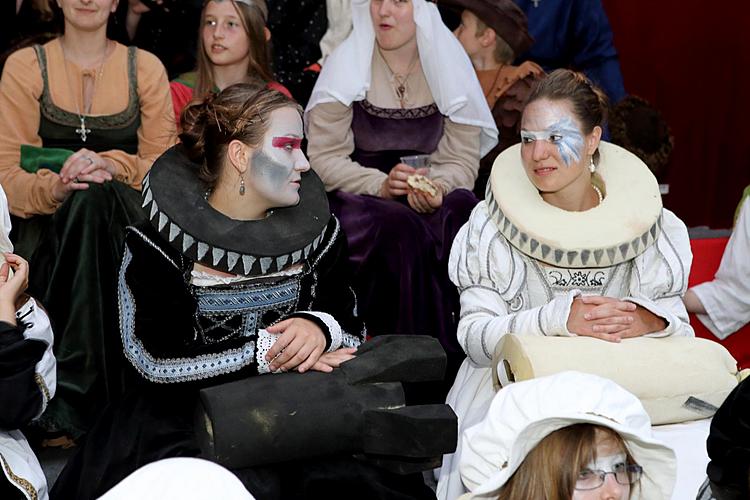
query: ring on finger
[{"left": 84, "top": 156, "right": 94, "bottom": 165}]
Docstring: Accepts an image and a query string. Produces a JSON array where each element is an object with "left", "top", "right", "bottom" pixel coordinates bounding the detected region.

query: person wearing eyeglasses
[{"left": 458, "top": 371, "right": 676, "bottom": 500}]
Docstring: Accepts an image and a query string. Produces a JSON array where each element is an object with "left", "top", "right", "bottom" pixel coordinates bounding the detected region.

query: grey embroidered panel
[
  {"left": 194, "top": 280, "right": 301, "bottom": 344},
  {"left": 119, "top": 246, "right": 258, "bottom": 383}
]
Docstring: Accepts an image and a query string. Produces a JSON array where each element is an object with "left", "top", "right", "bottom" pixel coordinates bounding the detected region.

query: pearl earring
[
  {"left": 589, "top": 157, "right": 596, "bottom": 173},
  {"left": 239, "top": 173, "right": 246, "bottom": 196}
]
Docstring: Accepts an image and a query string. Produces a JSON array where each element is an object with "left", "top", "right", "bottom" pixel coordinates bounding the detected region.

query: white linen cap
[{"left": 460, "top": 371, "right": 676, "bottom": 499}]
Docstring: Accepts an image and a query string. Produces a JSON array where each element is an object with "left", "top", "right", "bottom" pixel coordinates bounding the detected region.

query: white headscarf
[
  {"left": 0, "top": 184, "right": 12, "bottom": 266},
  {"left": 306, "top": 0, "right": 498, "bottom": 156}
]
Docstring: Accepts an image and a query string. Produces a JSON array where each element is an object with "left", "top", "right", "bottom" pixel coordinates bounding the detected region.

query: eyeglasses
[{"left": 575, "top": 463, "right": 643, "bottom": 490}]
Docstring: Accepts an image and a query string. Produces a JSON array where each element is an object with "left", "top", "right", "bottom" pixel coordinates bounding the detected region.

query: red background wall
[{"left": 602, "top": 0, "right": 750, "bottom": 228}]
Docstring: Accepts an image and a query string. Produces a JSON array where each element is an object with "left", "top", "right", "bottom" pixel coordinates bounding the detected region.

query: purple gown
[{"left": 329, "top": 100, "right": 478, "bottom": 359}]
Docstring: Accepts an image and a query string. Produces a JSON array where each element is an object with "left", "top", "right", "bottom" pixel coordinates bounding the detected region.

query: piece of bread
[{"left": 407, "top": 174, "right": 438, "bottom": 197}]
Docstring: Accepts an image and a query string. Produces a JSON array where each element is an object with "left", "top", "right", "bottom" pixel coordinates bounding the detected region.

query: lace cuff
[
  {"left": 284, "top": 311, "right": 343, "bottom": 352},
  {"left": 256, "top": 329, "right": 281, "bottom": 374}
]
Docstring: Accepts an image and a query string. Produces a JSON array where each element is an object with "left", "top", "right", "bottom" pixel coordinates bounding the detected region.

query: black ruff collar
[{"left": 142, "top": 145, "right": 331, "bottom": 277}]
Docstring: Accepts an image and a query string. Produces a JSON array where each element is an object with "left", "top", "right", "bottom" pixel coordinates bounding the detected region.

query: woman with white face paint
[
  {"left": 52, "top": 84, "right": 435, "bottom": 500},
  {"left": 436, "top": 69, "right": 693, "bottom": 499},
  {"left": 458, "top": 372, "right": 677, "bottom": 500}
]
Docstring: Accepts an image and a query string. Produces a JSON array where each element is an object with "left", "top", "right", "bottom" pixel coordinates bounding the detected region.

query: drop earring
[
  {"left": 589, "top": 157, "right": 596, "bottom": 173},
  {"left": 239, "top": 173, "right": 246, "bottom": 196}
]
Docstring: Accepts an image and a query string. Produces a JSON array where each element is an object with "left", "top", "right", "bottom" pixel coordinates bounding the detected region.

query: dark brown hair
[
  {"left": 32, "top": 0, "right": 54, "bottom": 21},
  {"left": 526, "top": 69, "right": 609, "bottom": 134},
  {"left": 179, "top": 83, "right": 300, "bottom": 189},
  {"left": 497, "top": 424, "right": 638, "bottom": 500},
  {"left": 195, "top": 0, "right": 273, "bottom": 99}
]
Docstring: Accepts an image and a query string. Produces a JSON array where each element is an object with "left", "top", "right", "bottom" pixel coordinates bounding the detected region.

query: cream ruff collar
[{"left": 487, "top": 141, "right": 662, "bottom": 268}]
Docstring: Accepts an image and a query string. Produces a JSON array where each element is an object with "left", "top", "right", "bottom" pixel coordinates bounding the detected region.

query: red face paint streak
[{"left": 272, "top": 137, "right": 302, "bottom": 150}]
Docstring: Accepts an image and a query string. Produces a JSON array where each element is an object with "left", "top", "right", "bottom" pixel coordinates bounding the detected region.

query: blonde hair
[{"left": 498, "top": 424, "right": 637, "bottom": 500}]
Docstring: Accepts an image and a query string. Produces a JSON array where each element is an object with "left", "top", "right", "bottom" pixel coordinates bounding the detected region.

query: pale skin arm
[
  {"left": 682, "top": 289, "right": 707, "bottom": 314},
  {"left": 265, "top": 318, "right": 356, "bottom": 373},
  {"left": 567, "top": 295, "right": 668, "bottom": 342},
  {"left": 0, "top": 254, "right": 29, "bottom": 326}
]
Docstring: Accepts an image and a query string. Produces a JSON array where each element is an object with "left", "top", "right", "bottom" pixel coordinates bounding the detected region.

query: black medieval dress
[{"left": 51, "top": 146, "right": 436, "bottom": 500}]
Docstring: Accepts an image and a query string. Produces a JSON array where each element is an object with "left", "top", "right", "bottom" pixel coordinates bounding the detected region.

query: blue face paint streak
[
  {"left": 550, "top": 117, "right": 584, "bottom": 167},
  {"left": 521, "top": 116, "right": 586, "bottom": 168}
]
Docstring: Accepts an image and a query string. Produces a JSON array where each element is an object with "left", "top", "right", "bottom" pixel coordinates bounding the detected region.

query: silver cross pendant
[{"left": 75, "top": 116, "right": 91, "bottom": 142}]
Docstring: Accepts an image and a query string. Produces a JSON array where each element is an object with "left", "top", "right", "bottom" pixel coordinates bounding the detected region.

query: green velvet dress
[{"left": 11, "top": 45, "right": 145, "bottom": 438}]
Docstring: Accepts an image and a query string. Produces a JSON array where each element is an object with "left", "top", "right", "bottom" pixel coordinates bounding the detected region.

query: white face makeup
[
  {"left": 520, "top": 113, "right": 585, "bottom": 168},
  {"left": 583, "top": 452, "right": 628, "bottom": 474},
  {"left": 519, "top": 98, "right": 602, "bottom": 209},
  {"left": 247, "top": 107, "right": 309, "bottom": 209},
  {"left": 572, "top": 449, "right": 631, "bottom": 500}
]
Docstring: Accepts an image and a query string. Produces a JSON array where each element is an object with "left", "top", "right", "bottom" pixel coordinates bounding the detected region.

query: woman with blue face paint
[{"left": 436, "top": 69, "right": 694, "bottom": 499}]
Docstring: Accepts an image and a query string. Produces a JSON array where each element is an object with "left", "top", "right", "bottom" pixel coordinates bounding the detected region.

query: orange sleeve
[{"left": 0, "top": 47, "right": 62, "bottom": 217}]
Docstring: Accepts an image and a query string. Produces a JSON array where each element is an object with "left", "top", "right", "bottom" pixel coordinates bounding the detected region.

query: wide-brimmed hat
[
  {"left": 438, "top": 0, "right": 534, "bottom": 56},
  {"left": 460, "top": 371, "right": 677, "bottom": 499}
]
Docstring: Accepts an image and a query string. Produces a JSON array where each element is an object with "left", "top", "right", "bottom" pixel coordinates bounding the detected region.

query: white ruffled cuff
[
  {"left": 299, "top": 311, "right": 343, "bottom": 352},
  {"left": 256, "top": 328, "right": 281, "bottom": 374}
]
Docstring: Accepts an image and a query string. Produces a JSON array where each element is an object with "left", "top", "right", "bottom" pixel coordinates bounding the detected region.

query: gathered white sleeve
[
  {"left": 449, "top": 203, "right": 580, "bottom": 367},
  {"left": 626, "top": 209, "right": 695, "bottom": 338},
  {"left": 691, "top": 199, "right": 750, "bottom": 339}
]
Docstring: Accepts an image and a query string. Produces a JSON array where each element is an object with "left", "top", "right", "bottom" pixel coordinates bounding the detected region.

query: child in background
[
  {"left": 170, "top": 0, "right": 291, "bottom": 126},
  {"left": 444, "top": 0, "right": 544, "bottom": 197}
]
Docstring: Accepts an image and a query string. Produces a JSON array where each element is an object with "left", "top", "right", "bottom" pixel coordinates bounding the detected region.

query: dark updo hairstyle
[
  {"left": 179, "top": 83, "right": 301, "bottom": 190},
  {"left": 525, "top": 69, "right": 610, "bottom": 164}
]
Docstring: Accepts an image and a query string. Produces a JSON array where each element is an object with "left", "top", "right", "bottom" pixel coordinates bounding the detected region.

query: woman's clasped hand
[
  {"left": 52, "top": 149, "right": 117, "bottom": 201},
  {"left": 266, "top": 318, "right": 357, "bottom": 374},
  {"left": 568, "top": 296, "right": 668, "bottom": 342}
]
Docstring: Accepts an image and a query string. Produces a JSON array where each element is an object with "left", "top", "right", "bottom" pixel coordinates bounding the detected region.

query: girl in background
[{"left": 170, "top": 0, "right": 290, "bottom": 125}]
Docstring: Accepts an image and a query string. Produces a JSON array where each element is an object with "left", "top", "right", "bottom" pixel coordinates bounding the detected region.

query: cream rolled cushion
[{"left": 492, "top": 335, "right": 740, "bottom": 425}]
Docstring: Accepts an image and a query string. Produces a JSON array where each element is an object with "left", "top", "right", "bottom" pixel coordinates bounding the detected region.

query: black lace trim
[
  {"left": 548, "top": 269, "right": 607, "bottom": 288},
  {"left": 358, "top": 99, "right": 440, "bottom": 120}
]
